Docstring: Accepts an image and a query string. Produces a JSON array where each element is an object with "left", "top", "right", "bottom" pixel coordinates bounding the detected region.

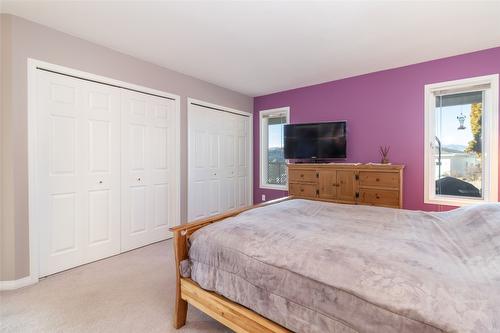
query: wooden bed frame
[{"left": 170, "top": 196, "right": 293, "bottom": 333}]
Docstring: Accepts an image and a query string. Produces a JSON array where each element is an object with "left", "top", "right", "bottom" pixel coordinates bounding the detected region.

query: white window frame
[
  {"left": 259, "top": 107, "right": 290, "bottom": 190},
  {"left": 424, "top": 74, "right": 499, "bottom": 206}
]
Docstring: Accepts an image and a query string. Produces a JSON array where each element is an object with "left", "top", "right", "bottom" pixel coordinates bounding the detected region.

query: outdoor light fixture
[{"left": 457, "top": 113, "right": 466, "bottom": 130}]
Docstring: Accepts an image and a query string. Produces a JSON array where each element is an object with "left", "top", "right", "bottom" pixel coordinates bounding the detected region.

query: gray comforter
[{"left": 183, "top": 199, "right": 500, "bottom": 332}]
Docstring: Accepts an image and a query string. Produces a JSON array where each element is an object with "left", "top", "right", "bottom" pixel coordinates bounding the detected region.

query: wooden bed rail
[{"left": 169, "top": 196, "right": 292, "bottom": 330}]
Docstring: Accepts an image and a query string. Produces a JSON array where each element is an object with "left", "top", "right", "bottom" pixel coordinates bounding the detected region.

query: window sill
[
  {"left": 425, "top": 196, "right": 493, "bottom": 207},
  {"left": 260, "top": 184, "right": 288, "bottom": 191}
]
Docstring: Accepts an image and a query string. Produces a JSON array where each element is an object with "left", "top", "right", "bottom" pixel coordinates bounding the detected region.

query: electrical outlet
[{"left": 261, "top": 194, "right": 266, "bottom": 201}]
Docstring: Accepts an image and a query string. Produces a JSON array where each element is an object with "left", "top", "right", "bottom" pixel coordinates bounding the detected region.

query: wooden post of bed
[
  {"left": 169, "top": 197, "right": 293, "bottom": 332},
  {"left": 172, "top": 227, "right": 188, "bottom": 328}
]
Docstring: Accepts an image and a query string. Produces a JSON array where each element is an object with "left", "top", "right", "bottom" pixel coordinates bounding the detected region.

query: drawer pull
[
  {"left": 376, "top": 178, "right": 380, "bottom": 182},
  {"left": 376, "top": 194, "right": 380, "bottom": 199},
  {"left": 300, "top": 174, "right": 304, "bottom": 177},
  {"left": 300, "top": 188, "right": 304, "bottom": 192}
]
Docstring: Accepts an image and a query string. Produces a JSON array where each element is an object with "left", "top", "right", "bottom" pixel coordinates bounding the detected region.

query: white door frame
[
  {"left": 27, "top": 58, "right": 181, "bottom": 285},
  {"left": 187, "top": 98, "right": 253, "bottom": 221}
]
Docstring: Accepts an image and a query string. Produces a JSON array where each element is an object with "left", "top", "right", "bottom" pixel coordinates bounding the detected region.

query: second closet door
[
  {"left": 220, "top": 111, "right": 249, "bottom": 212},
  {"left": 188, "top": 104, "right": 250, "bottom": 221},
  {"left": 121, "top": 91, "right": 177, "bottom": 251}
]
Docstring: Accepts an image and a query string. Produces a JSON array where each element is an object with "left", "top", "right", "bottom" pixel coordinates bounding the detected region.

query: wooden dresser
[{"left": 288, "top": 163, "right": 404, "bottom": 208}]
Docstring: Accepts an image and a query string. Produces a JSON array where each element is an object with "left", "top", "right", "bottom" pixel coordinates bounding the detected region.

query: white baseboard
[{"left": 0, "top": 275, "right": 38, "bottom": 291}]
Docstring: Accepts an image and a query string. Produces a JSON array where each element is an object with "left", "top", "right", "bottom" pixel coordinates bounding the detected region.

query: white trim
[
  {"left": 0, "top": 276, "right": 38, "bottom": 291},
  {"left": 259, "top": 107, "right": 290, "bottom": 191},
  {"left": 27, "top": 59, "right": 40, "bottom": 286},
  {"left": 188, "top": 97, "right": 253, "bottom": 117},
  {"left": 187, "top": 98, "right": 253, "bottom": 217},
  {"left": 27, "top": 58, "right": 181, "bottom": 282},
  {"left": 28, "top": 59, "right": 180, "bottom": 100},
  {"left": 168, "top": 95, "right": 182, "bottom": 236},
  {"left": 424, "top": 74, "right": 499, "bottom": 206}
]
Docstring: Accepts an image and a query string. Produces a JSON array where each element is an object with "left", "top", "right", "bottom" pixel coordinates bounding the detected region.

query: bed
[{"left": 170, "top": 197, "right": 500, "bottom": 332}]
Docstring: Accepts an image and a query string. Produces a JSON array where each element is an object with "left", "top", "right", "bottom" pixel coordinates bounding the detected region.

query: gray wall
[{"left": 0, "top": 14, "right": 253, "bottom": 280}]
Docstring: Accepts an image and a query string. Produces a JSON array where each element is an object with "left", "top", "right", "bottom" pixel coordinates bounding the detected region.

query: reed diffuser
[{"left": 379, "top": 146, "right": 390, "bottom": 164}]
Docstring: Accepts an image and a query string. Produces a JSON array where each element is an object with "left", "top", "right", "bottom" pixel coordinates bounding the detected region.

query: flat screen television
[{"left": 284, "top": 121, "right": 347, "bottom": 160}]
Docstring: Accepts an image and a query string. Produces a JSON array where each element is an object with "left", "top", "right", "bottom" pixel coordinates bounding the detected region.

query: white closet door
[
  {"left": 235, "top": 115, "right": 250, "bottom": 208},
  {"left": 121, "top": 92, "right": 177, "bottom": 251},
  {"left": 221, "top": 113, "right": 250, "bottom": 210},
  {"left": 188, "top": 105, "right": 222, "bottom": 221},
  {"left": 188, "top": 104, "right": 250, "bottom": 221},
  {"left": 37, "top": 70, "right": 121, "bottom": 276},
  {"left": 83, "top": 80, "right": 121, "bottom": 263},
  {"left": 221, "top": 113, "right": 237, "bottom": 212}
]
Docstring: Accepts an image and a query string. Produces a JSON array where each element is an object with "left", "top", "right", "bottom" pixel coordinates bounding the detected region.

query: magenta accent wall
[{"left": 253, "top": 46, "right": 500, "bottom": 211}]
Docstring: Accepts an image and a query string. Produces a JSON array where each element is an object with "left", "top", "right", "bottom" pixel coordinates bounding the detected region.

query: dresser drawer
[
  {"left": 289, "top": 169, "right": 317, "bottom": 183},
  {"left": 359, "top": 171, "right": 399, "bottom": 189},
  {"left": 289, "top": 183, "right": 318, "bottom": 198},
  {"left": 359, "top": 189, "right": 400, "bottom": 207}
]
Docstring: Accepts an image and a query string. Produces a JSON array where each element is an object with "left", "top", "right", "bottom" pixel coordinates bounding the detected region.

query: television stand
[{"left": 288, "top": 163, "right": 404, "bottom": 208}]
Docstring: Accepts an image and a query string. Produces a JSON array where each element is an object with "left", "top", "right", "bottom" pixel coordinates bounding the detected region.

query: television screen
[{"left": 284, "top": 121, "right": 347, "bottom": 159}]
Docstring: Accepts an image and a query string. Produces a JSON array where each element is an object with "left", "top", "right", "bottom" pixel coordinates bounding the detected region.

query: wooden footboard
[{"left": 169, "top": 197, "right": 292, "bottom": 332}]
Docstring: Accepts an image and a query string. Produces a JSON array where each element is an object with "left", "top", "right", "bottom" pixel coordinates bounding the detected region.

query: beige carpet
[{"left": 0, "top": 240, "right": 231, "bottom": 332}]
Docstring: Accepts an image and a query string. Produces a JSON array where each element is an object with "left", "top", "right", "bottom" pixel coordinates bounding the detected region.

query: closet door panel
[
  {"left": 49, "top": 193, "right": 78, "bottom": 255},
  {"left": 121, "top": 92, "right": 151, "bottom": 250},
  {"left": 235, "top": 116, "right": 249, "bottom": 208},
  {"left": 38, "top": 71, "right": 84, "bottom": 277},
  {"left": 129, "top": 124, "right": 147, "bottom": 172},
  {"left": 149, "top": 96, "right": 175, "bottom": 243},
  {"left": 188, "top": 106, "right": 222, "bottom": 220},
  {"left": 221, "top": 114, "right": 237, "bottom": 211},
  {"left": 50, "top": 116, "right": 77, "bottom": 176},
  {"left": 130, "top": 186, "right": 147, "bottom": 234},
  {"left": 81, "top": 82, "right": 121, "bottom": 263},
  {"left": 37, "top": 70, "right": 121, "bottom": 276},
  {"left": 188, "top": 105, "right": 250, "bottom": 220},
  {"left": 121, "top": 92, "right": 177, "bottom": 250},
  {"left": 87, "top": 189, "right": 111, "bottom": 245},
  {"left": 88, "top": 120, "right": 111, "bottom": 172},
  {"left": 153, "top": 183, "right": 170, "bottom": 230}
]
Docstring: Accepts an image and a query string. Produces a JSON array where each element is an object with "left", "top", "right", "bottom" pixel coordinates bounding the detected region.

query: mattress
[{"left": 182, "top": 199, "right": 500, "bottom": 332}]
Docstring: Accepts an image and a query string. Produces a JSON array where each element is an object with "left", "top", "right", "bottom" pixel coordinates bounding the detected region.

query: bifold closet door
[
  {"left": 37, "top": 70, "right": 121, "bottom": 277},
  {"left": 121, "top": 91, "right": 177, "bottom": 251},
  {"left": 189, "top": 106, "right": 223, "bottom": 221},
  {"left": 222, "top": 112, "right": 250, "bottom": 212},
  {"left": 188, "top": 104, "right": 250, "bottom": 221}
]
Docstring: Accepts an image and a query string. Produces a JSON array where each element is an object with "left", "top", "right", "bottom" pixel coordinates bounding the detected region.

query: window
[
  {"left": 424, "top": 75, "right": 498, "bottom": 206},
  {"left": 260, "top": 107, "right": 290, "bottom": 190}
]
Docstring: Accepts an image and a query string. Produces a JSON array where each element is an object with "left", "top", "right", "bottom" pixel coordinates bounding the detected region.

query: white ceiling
[{"left": 2, "top": 1, "right": 500, "bottom": 96}]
